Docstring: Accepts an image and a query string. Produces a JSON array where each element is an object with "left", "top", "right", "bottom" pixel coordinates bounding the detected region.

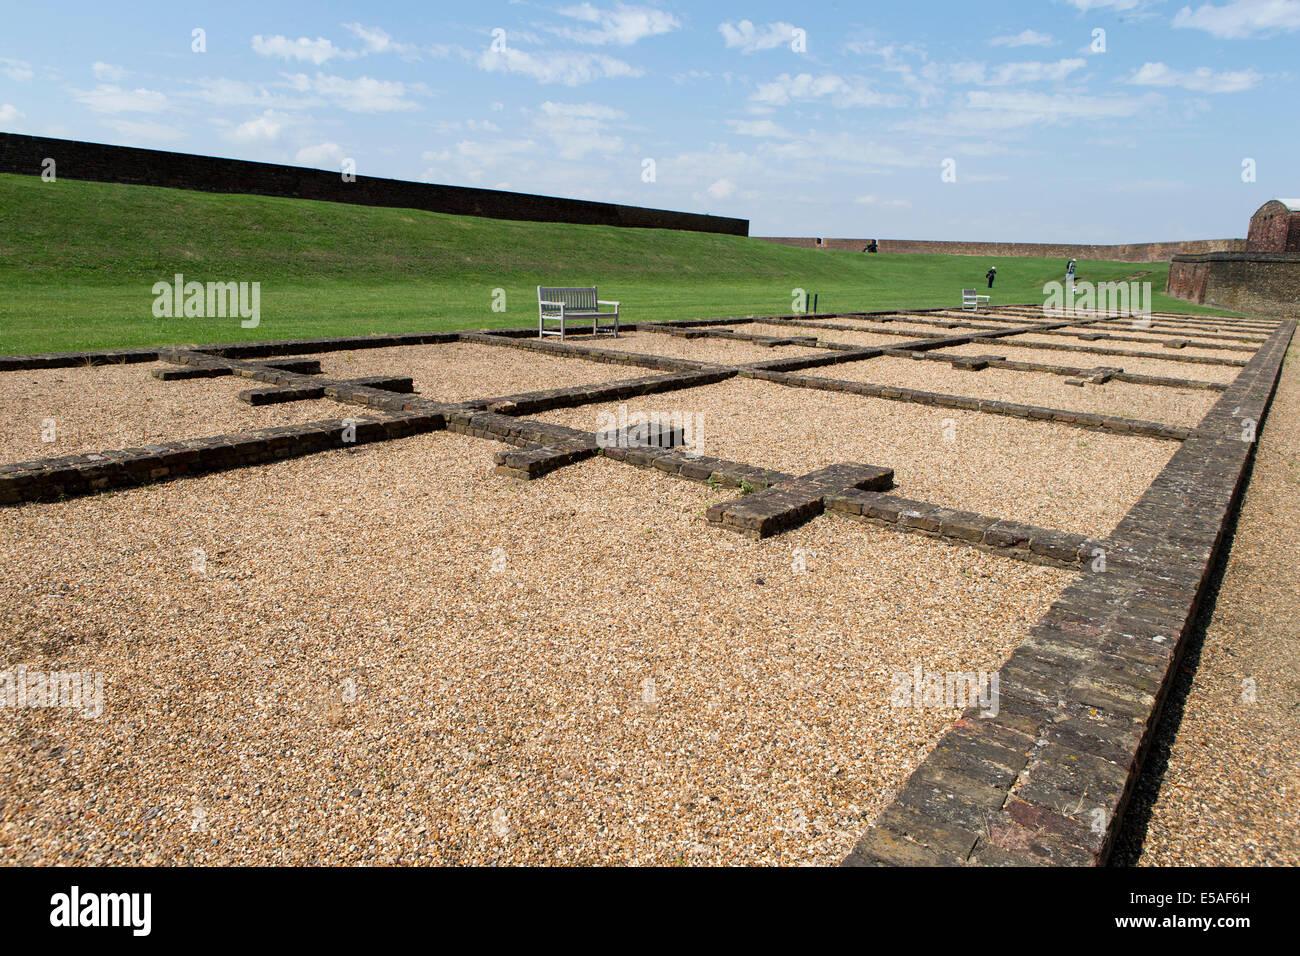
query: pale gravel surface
[
  {"left": 0, "top": 363, "right": 363, "bottom": 465},
  {"left": 1066, "top": 325, "right": 1266, "bottom": 346},
  {"left": 799, "top": 318, "right": 951, "bottom": 336},
  {"left": 583, "top": 332, "right": 821, "bottom": 365},
  {"left": 722, "top": 325, "right": 933, "bottom": 349},
  {"left": 935, "top": 343, "right": 1244, "bottom": 384},
  {"left": 1094, "top": 319, "right": 1271, "bottom": 340},
  {"left": 997, "top": 332, "right": 1251, "bottom": 361},
  {"left": 936, "top": 316, "right": 1040, "bottom": 325},
  {"left": 298, "top": 342, "right": 643, "bottom": 401},
  {"left": 0, "top": 433, "right": 1072, "bottom": 865},
  {"left": 801, "top": 356, "right": 1218, "bottom": 428},
  {"left": 538, "top": 377, "right": 1174, "bottom": 537},
  {"left": 1118, "top": 340, "right": 1300, "bottom": 866}
]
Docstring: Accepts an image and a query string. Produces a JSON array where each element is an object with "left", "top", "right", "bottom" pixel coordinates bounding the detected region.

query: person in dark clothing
[{"left": 986, "top": 266, "right": 996, "bottom": 289}]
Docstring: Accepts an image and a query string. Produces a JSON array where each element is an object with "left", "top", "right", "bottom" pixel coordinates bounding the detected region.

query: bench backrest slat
[{"left": 538, "top": 286, "right": 597, "bottom": 311}]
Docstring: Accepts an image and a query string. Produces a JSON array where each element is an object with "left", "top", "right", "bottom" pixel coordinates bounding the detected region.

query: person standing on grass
[
  {"left": 986, "top": 266, "right": 996, "bottom": 289},
  {"left": 1066, "top": 258, "right": 1076, "bottom": 286}
]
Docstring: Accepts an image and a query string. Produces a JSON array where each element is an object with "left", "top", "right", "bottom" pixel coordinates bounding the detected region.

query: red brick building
[
  {"left": 1246, "top": 199, "right": 1300, "bottom": 253},
  {"left": 1168, "top": 199, "right": 1300, "bottom": 316}
]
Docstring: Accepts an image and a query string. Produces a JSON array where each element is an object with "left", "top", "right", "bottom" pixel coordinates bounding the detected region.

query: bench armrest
[{"left": 597, "top": 300, "right": 620, "bottom": 308}]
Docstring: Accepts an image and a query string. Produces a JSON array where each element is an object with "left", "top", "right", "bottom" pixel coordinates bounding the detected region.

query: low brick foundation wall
[
  {"left": 828, "top": 491, "right": 1101, "bottom": 569},
  {"left": 842, "top": 319, "right": 1296, "bottom": 866},
  {"left": 0, "top": 412, "right": 442, "bottom": 504}
]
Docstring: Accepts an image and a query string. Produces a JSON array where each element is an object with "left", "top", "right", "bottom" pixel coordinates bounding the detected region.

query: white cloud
[
  {"left": 759, "top": 133, "right": 916, "bottom": 169},
  {"left": 0, "top": 103, "right": 25, "bottom": 122},
  {"left": 539, "top": 101, "right": 625, "bottom": 120},
  {"left": 192, "top": 78, "right": 282, "bottom": 108},
  {"left": 1173, "top": 0, "right": 1300, "bottom": 38},
  {"left": 73, "top": 84, "right": 169, "bottom": 113},
  {"left": 477, "top": 47, "right": 641, "bottom": 85},
  {"left": 91, "top": 62, "right": 129, "bottom": 82},
  {"left": 989, "top": 29, "right": 1056, "bottom": 47},
  {"left": 422, "top": 137, "right": 543, "bottom": 185},
  {"left": 1, "top": 58, "right": 34, "bottom": 82},
  {"left": 1128, "top": 61, "right": 1262, "bottom": 92},
  {"left": 928, "top": 58, "right": 1086, "bottom": 85},
  {"left": 705, "top": 177, "right": 736, "bottom": 200},
  {"left": 751, "top": 72, "right": 907, "bottom": 108},
  {"left": 962, "top": 89, "right": 1156, "bottom": 127},
  {"left": 229, "top": 110, "right": 284, "bottom": 142},
  {"left": 854, "top": 194, "right": 912, "bottom": 207},
  {"left": 343, "top": 23, "right": 394, "bottom": 53},
  {"left": 726, "top": 118, "right": 796, "bottom": 138},
  {"left": 431, "top": 118, "right": 502, "bottom": 134},
  {"left": 283, "top": 73, "right": 421, "bottom": 112},
  {"left": 100, "top": 118, "right": 184, "bottom": 144},
  {"left": 252, "top": 34, "right": 354, "bottom": 65},
  {"left": 556, "top": 4, "right": 681, "bottom": 45},
  {"left": 1060, "top": 0, "right": 1141, "bottom": 10},
  {"left": 296, "top": 142, "right": 346, "bottom": 166},
  {"left": 718, "top": 20, "right": 798, "bottom": 53},
  {"left": 535, "top": 101, "right": 626, "bottom": 157},
  {"left": 342, "top": 22, "right": 419, "bottom": 57}
]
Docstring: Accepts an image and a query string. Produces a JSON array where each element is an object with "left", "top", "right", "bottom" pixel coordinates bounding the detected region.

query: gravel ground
[
  {"left": 996, "top": 332, "right": 1251, "bottom": 361},
  {"left": 801, "top": 356, "right": 1218, "bottom": 428},
  {"left": 725, "top": 325, "right": 934, "bottom": 349},
  {"left": 0, "top": 363, "right": 363, "bottom": 465},
  {"left": 1114, "top": 339, "right": 1300, "bottom": 866},
  {"left": 566, "top": 332, "right": 822, "bottom": 365},
  {"left": 1069, "top": 325, "right": 1267, "bottom": 346},
  {"left": 0, "top": 432, "right": 1072, "bottom": 865},
  {"left": 934, "top": 343, "right": 1244, "bottom": 384},
  {"left": 718, "top": 322, "right": 923, "bottom": 345},
  {"left": 809, "top": 318, "right": 955, "bottom": 336},
  {"left": 538, "top": 377, "right": 1174, "bottom": 536},
  {"left": 298, "top": 342, "right": 644, "bottom": 401},
  {"left": 927, "top": 311, "right": 1039, "bottom": 324},
  {"left": 1094, "top": 319, "right": 1272, "bottom": 339}
]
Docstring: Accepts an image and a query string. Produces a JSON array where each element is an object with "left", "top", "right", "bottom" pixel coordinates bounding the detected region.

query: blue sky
[{"left": 1, "top": 0, "right": 1297, "bottom": 241}]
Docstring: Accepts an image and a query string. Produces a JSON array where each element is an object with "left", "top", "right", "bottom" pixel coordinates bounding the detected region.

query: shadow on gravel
[{"left": 1107, "top": 425, "right": 1259, "bottom": 866}]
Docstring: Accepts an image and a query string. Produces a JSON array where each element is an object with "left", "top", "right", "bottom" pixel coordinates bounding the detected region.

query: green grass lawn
[{"left": 0, "top": 172, "right": 1237, "bottom": 354}]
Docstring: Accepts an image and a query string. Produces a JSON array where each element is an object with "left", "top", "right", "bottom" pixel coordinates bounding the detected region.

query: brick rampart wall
[
  {"left": 759, "top": 236, "right": 1245, "bottom": 261},
  {"left": 0, "top": 133, "right": 748, "bottom": 236},
  {"left": 1167, "top": 253, "right": 1300, "bottom": 317}
]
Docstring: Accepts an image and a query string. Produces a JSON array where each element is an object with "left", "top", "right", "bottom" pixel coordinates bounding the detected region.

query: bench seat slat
[{"left": 538, "top": 285, "right": 620, "bottom": 340}]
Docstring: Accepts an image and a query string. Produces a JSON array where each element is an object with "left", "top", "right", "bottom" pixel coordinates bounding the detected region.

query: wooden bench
[
  {"left": 961, "top": 289, "right": 991, "bottom": 312},
  {"left": 538, "top": 286, "right": 620, "bottom": 340}
]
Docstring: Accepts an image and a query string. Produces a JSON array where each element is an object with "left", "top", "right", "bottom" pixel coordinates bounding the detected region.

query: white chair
[
  {"left": 537, "top": 286, "right": 620, "bottom": 340},
  {"left": 961, "top": 289, "right": 991, "bottom": 312}
]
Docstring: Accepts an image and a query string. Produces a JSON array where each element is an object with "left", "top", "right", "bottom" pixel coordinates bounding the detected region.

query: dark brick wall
[
  {"left": 1167, "top": 253, "right": 1300, "bottom": 317},
  {"left": 759, "top": 236, "right": 1245, "bottom": 261},
  {"left": 0, "top": 132, "right": 749, "bottom": 236}
]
